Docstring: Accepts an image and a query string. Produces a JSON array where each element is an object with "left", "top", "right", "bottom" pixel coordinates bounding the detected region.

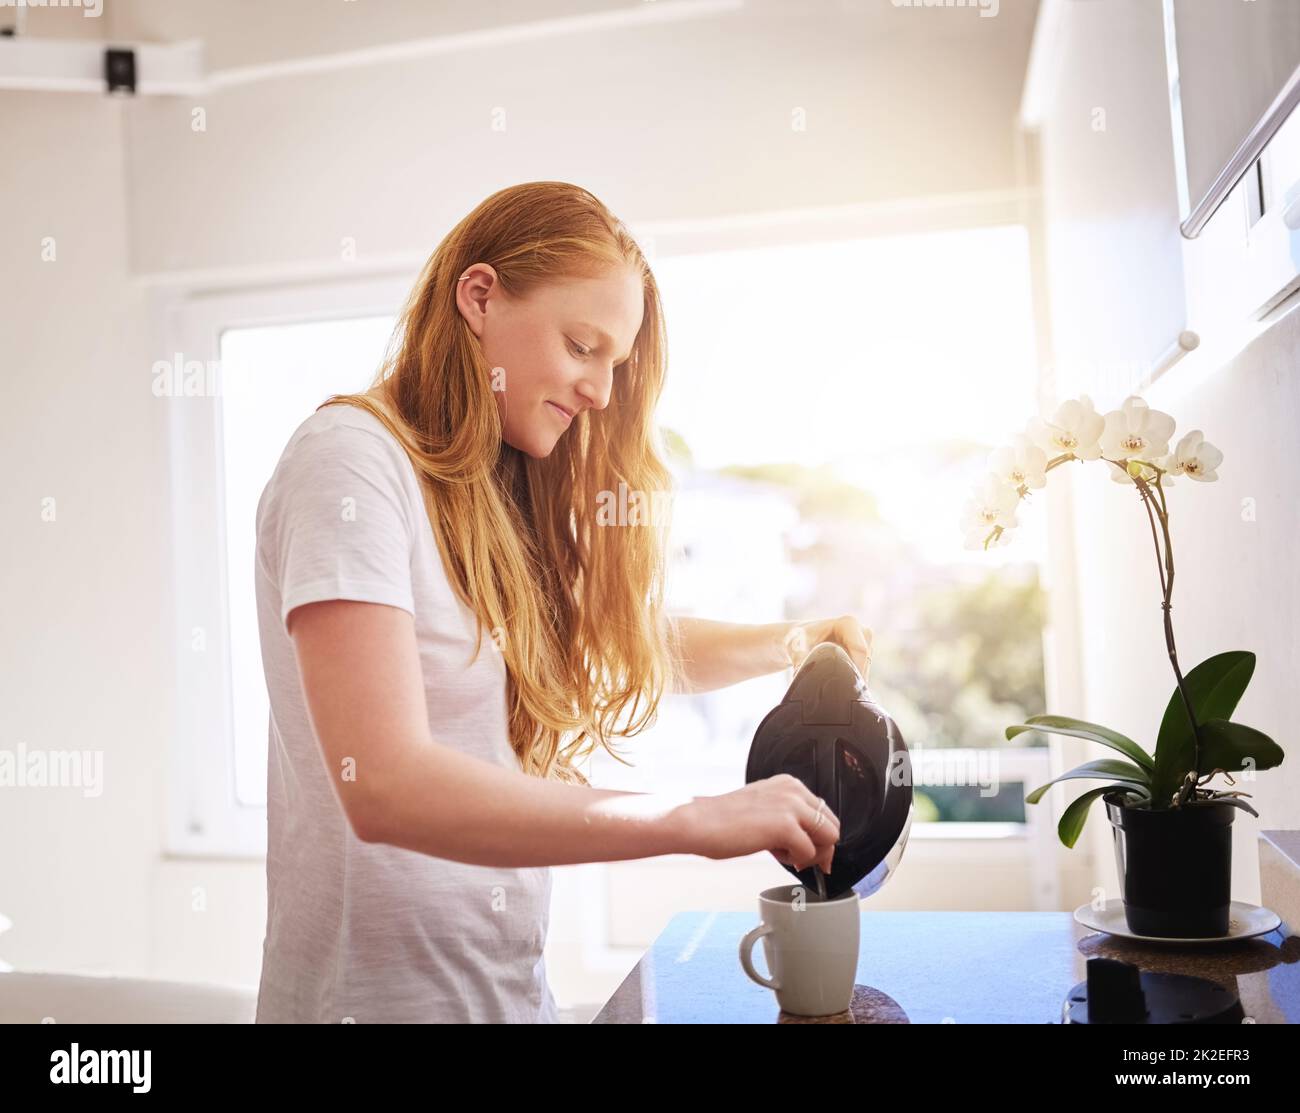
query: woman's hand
[
  {"left": 782, "top": 614, "right": 873, "bottom": 682},
  {"left": 680, "top": 775, "right": 841, "bottom": 874}
]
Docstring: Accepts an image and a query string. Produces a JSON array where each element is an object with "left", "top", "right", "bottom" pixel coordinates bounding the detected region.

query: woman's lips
[{"left": 546, "top": 401, "right": 574, "bottom": 425}]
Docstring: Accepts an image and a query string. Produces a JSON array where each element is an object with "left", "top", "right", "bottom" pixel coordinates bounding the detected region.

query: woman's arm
[
  {"left": 665, "top": 616, "right": 793, "bottom": 694},
  {"left": 666, "top": 614, "right": 873, "bottom": 695},
  {"left": 288, "top": 599, "right": 841, "bottom": 872}
]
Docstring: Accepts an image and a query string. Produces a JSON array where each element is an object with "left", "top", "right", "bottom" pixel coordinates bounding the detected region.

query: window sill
[{"left": 909, "top": 821, "right": 1029, "bottom": 840}]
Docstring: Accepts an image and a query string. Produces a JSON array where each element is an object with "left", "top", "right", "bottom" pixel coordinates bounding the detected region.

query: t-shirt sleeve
[{"left": 258, "top": 420, "right": 417, "bottom": 635}]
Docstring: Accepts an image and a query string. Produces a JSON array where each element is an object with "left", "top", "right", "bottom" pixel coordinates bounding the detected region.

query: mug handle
[{"left": 739, "top": 923, "right": 780, "bottom": 990}]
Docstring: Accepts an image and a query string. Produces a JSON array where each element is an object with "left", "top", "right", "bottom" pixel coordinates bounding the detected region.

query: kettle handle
[
  {"left": 738, "top": 923, "right": 780, "bottom": 990},
  {"left": 787, "top": 638, "right": 869, "bottom": 684}
]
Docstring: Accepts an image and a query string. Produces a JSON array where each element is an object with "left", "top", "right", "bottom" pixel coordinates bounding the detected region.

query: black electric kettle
[{"left": 745, "top": 641, "right": 913, "bottom": 900}]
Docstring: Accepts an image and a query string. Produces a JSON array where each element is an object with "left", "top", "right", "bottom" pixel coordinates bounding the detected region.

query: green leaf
[
  {"left": 1151, "top": 652, "right": 1256, "bottom": 804},
  {"left": 1058, "top": 785, "right": 1146, "bottom": 849},
  {"left": 1197, "top": 718, "right": 1284, "bottom": 775},
  {"left": 1024, "top": 758, "right": 1152, "bottom": 805},
  {"left": 1007, "top": 715, "right": 1154, "bottom": 772},
  {"left": 1192, "top": 796, "right": 1261, "bottom": 819}
]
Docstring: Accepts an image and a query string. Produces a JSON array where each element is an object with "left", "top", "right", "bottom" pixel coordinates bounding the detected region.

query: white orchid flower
[
  {"left": 1100, "top": 395, "right": 1175, "bottom": 462},
  {"left": 1163, "top": 429, "right": 1223, "bottom": 482},
  {"left": 961, "top": 475, "right": 1020, "bottom": 550},
  {"left": 1024, "top": 395, "right": 1105, "bottom": 460},
  {"left": 988, "top": 435, "right": 1048, "bottom": 492}
]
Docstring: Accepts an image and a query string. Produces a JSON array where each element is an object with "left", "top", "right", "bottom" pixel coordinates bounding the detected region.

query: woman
[{"left": 252, "top": 181, "right": 872, "bottom": 1023}]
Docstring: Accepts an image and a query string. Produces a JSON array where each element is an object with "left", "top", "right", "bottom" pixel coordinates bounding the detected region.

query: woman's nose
[{"left": 575, "top": 365, "right": 614, "bottom": 412}]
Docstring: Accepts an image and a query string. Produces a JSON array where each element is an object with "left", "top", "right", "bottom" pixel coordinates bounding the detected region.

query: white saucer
[{"left": 1073, "top": 899, "right": 1281, "bottom": 944}]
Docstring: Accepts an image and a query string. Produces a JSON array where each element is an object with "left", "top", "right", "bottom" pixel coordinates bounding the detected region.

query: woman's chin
[{"left": 503, "top": 431, "right": 559, "bottom": 459}]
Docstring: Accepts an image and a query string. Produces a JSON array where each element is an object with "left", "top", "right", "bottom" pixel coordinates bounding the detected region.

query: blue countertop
[{"left": 592, "top": 909, "right": 1298, "bottom": 1023}]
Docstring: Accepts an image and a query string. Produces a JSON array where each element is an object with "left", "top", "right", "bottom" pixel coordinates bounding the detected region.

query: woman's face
[{"left": 456, "top": 262, "right": 644, "bottom": 458}]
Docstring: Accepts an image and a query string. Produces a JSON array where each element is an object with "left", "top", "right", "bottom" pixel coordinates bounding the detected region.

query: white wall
[
  {"left": 0, "top": 88, "right": 180, "bottom": 975},
  {"left": 0, "top": 0, "right": 1040, "bottom": 1008},
  {"left": 1031, "top": 0, "right": 1300, "bottom": 907},
  {"left": 110, "top": 0, "right": 1039, "bottom": 281}
]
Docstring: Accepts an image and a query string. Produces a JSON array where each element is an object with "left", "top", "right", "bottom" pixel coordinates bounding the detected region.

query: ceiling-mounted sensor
[
  {"left": 0, "top": 36, "right": 203, "bottom": 95},
  {"left": 104, "top": 47, "right": 134, "bottom": 95}
]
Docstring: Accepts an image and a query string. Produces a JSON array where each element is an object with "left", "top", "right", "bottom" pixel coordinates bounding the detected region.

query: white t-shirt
[{"left": 252, "top": 401, "right": 559, "bottom": 1023}]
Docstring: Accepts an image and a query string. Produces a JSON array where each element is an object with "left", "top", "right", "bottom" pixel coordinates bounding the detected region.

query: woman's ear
[{"left": 455, "top": 264, "right": 498, "bottom": 339}]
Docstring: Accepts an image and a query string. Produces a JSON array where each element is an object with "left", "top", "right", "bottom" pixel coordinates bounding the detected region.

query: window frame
[{"left": 161, "top": 273, "right": 413, "bottom": 860}]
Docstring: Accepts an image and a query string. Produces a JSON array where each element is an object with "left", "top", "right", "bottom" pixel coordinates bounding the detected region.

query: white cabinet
[{"left": 1024, "top": 0, "right": 1300, "bottom": 403}]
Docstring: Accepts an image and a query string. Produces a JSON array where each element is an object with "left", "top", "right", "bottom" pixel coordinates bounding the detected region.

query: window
[
  {"left": 220, "top": 316, "right": 397, "bottom": 807},
  {"left": 552, "top": 224, "right": 1060, "bottom": 993},
  {"left": 166, "top": 233, "right": 1050, "bottom": 869},
  {"left": 584, "top": 225, "right": 1051, "bottom": 830},
  {"left": 164, "top": 276, "right": 409, "bottom": 858}
]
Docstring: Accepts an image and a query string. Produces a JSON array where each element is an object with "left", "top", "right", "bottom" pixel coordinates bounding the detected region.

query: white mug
[{"left": 738, "top": 883, "right": 860, "bottom": 1016}]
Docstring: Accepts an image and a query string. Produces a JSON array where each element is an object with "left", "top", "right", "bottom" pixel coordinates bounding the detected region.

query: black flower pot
[{"left": 1104, "top": 791, "right": 1235, "bottom": 937}]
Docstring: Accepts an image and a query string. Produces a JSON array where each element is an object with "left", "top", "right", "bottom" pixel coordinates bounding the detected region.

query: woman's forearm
[
  {"left": 666, "top": 615, "right": 793, "bottom": 694},
  {"left": 360, "top": 738, "right": 697, "bottom": 868}
]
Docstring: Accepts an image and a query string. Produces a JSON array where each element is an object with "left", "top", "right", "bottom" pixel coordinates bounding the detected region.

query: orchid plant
[{"left": 962, "top": 395, "right": 1283, "bottom": 848}]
